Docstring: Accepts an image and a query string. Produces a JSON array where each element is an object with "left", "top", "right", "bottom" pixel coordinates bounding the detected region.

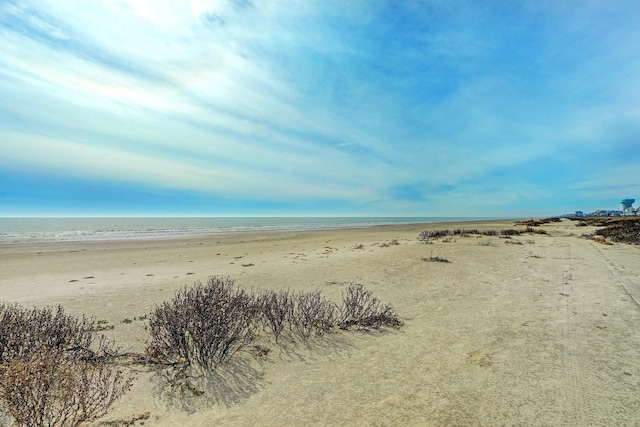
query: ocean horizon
[{"left": 0, "top": 216, "right": 507, "bottom": 243}]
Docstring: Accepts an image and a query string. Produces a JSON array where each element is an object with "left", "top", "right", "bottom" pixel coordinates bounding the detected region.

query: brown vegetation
[
  {"left": 417, "top": 227, "right": 545, "bottom": 243},
  {"left": 515, "top": 218, "right": 561, "bottom": 227},
  {"left": 0, "top": 303, "right": 132, "bottom": 427},
  {"left": 339, "top": 284, "right": 402, "bottom": 329},
  {"left": 146, "top": 276, "right": 258, "bottom": 370}
]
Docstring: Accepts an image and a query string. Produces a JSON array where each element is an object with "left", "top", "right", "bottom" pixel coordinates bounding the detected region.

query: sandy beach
[{"left": 2, "top": 219, "right": 640, "bottom": 426}]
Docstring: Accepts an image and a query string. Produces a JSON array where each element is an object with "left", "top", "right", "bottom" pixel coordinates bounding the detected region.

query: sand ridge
[{"left": 1, "top": 219, "right": 640, "bottom": 426}]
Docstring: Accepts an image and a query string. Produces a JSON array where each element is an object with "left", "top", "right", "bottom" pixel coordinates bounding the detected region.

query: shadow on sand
[{"left": 151, "top": 355, "right": 266, "bottom": 412}]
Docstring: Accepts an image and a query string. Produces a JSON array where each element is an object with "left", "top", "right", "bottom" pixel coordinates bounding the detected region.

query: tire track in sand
[
  {"left": 558, "top": 240, "right": 587, "bottom": 426},
  {"left": 589, "top": 241, "right": 640, "bottom": 310}
]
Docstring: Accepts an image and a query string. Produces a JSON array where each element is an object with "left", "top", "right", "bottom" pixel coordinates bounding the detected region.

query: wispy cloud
[{"left": 1, "top": 0, "right": 640, "bottom": 215}]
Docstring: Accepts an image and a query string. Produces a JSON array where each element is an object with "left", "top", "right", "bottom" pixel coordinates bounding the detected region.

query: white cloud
[{"left": 2, "top": 0, "right": 640, "bottom": 215}]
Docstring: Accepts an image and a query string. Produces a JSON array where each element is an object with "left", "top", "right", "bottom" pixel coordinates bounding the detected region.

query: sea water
[{"left": 0, "top": 217, "right": 492, "bottom": 243}]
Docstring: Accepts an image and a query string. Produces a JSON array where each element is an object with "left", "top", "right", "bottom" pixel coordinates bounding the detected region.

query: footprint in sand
[{"left": 465, "top": 350, "right": 494, "bottom": 367}]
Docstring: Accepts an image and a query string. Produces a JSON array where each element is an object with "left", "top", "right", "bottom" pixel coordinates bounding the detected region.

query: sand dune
[{"left": 1, "top": 219, "right": 640, "bottom": 426}]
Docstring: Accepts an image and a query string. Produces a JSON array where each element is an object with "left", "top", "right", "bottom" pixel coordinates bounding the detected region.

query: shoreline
[{"left": 0, "top": 216, "right": 520, "bottom": 244}]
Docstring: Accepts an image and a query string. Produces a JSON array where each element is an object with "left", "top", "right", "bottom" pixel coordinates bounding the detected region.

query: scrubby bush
[
  {"left": 595, "top": 218, "right": 640, "bottom": 245},
  {"left": 256, "top": 289, "right": 294, "bottom": 342},
  {"left": 421, "top": 255, "right": 452, "bottom": 263},
  {"left": 0, "top": 303, "right": 132, "bottom": 427},
  {"left": 146, "top": 276, "right": 259, "bottom": 370},
  {"left": 418, "top": 229, "right": 452, "bottom": 241},
  {"left": 289, "top": 290, "right": 338, "bottom": 340},
  {"left": 339, "top": 284, "right": 402, "bottom": 329},
  {"left": 0, "top": 303, "right": 109, "bottom": 364},
  {"left": 500, "top": 229, "right": 524, "bottom": 236},
  {"left": 0, "top": 348, "right": 132, "bottom": 427}
]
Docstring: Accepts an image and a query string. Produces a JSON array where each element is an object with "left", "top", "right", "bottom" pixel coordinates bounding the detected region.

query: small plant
[
  {"left": 353, "top": 243, "right": 365, "bottom": 250},
  {"left": 500, "top": 229, "right": 521, "bottom": 236},
  {"left": 421, "top": 254, "right": 451, "bottom": 263},
  {"left": 504, "top": 240, "right": 523, "bottom": 245},
  {"left": 91, "top": 320, "right": 114, "bottom": 332},
  {"left": 339, "top": 284, "right": 402, "bottom": 329}
]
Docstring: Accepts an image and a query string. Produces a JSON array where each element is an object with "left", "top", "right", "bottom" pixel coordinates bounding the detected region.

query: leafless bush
[
  {"left": 0, "top": 348, "right": 132, "bottom": 427},
  {"left": 420, "top": 229, "right": 505, "bottom": 241},
  {"left": 421, "top": 255, "right": 451, "bottom": 263},
  {"left": 504, "top": 239, "right": 523, "bottom": 245},
  {"left": 353, "top": 243, "right": 365, "bottom": 249},
  {"left": 525, "top": 226, "right": 547, "bottom": 235},
  {"left": 256, "top": 289, "right": 294, "bottom": 343},
  {"left": 478, "top": 240, "right": 495, "bottom": 246},
  {"left": 418, "top": 229, "right": 452, "bottom": 241},
  {"left": 453, "top": 228, "right": 479, "bottom": 237},
  {"left": 339, "top": 284, "right": 402, "bottom": 329},
  {"left": 146, "top": 276, "right": 259, "bottom": 370},
  {"left": 500, "top": 229, "right": 524, "bottom": 236},
  {"left": 0, "top": 304, "right": 131, "bottom": 426},
  {"left": 595, "top": 218, "right": 640, "bottom": 245},
  {"left": 289, "top": 291, "right": 338, "bottom": 340},
  {"left": 0, "top": 302, "right": 111, "bottom": 364},
  {"left": 388, "top": 239, "right": 399, "bottom": 245}
]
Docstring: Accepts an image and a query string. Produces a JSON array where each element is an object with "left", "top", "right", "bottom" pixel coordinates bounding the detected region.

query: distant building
[{"left": 621, "top": 198, "right": 635, "bottom": 216}]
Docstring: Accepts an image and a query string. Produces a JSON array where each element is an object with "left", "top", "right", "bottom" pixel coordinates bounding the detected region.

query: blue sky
[{"left": 1, "top": 0, "right": 639, "bottom": 217}]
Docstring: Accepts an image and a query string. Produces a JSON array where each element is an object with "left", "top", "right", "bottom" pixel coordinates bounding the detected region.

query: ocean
[{"left": 0, "top": 217, "right": 494, "bottom": 243}]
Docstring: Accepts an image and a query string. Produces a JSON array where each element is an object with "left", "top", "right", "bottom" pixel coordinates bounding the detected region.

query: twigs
[
  {"left": 0, "top": 304, "right": 133, "bottom": 427},
  {"left": 289, "top": 290, "right": 338, "bottom": 340},
  {"left": 256, "top": 290, "right": 293, "bottom": 343},
  {"left": 339, "top": 284, "right": 402, "bottom": 329},
  {"left": 146, "top": 276, "right": 258, "bottom": 370}
]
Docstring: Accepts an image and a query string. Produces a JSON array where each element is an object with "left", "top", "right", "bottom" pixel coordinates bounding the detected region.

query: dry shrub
[
  {"left": 0, "top": 303, "right": 109, "bottom": 364},
  {"left": 500, "top": 229, "right": 524, "bottom": 236},
  {"left": 421, "top": 255, "right": 451, "bottom": 263},
  {"left": 418, "top": 229, "right": 452, "bottom": 241},
  {"left": 289, "top": 290, "right": 338, "bottom": 340},
  {"left": 595, "top": 218, "right": 640, "bottom": 245},
  {"left": 0, "top": 348, "right": 132, "bottom": 427},
  {"left": 0, "top": 303, "right": 132, "bottom": 427},
  {"left": 339, "top": 284, "right": 402, "bottom": 329},
  {"left": 256, "top": 289, "right": 294, "bottom": 342},
  {"left": 146, "top": 276, "right": 259, "bottom": 370}
]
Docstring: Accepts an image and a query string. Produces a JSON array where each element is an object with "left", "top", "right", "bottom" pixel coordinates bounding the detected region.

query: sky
[{"left": 1, "top": 0, "right": 640, "bottom": 217}]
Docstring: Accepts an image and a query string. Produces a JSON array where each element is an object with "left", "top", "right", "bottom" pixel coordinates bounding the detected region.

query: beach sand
[{"left": 2, "top": 219, "right": 640, "bottom": 426}]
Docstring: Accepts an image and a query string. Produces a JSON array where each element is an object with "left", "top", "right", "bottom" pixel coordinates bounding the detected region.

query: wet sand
[{"left": 1, "top": 219, "right": 640, "bottom": 426}]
